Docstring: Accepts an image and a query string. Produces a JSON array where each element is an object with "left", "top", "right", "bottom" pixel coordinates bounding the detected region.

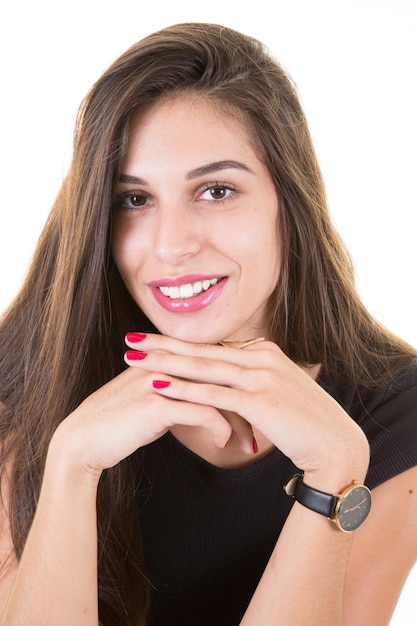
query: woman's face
[{"left": 111, "top": 97, "right": 280, "bottom": 343}]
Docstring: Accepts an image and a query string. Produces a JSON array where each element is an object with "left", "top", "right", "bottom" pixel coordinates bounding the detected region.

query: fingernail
[
  {"left": 126, "top": 332, "right": 147, "bottom": 343},
  {"left": 152, "top": 380, "right": 171, "bottom": 389},
  {"left": 252, "top": 436, "right": 258, "bottom": 454},
  {"left": 125, "top": 350, "right": 147, "bottom": 360}
]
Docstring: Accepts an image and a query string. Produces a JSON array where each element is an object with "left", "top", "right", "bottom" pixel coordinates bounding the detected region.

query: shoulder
[
  {"left": 321, "top": 357, "right": 417, "bottom": 413},
  {"left": 322, "top": 359, "right": 417, "bottom": 490}
]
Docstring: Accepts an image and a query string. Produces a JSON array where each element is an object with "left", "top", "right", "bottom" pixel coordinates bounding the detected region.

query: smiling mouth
[{"left": 158, "top": 278, "right": 223, "bottom": 299}]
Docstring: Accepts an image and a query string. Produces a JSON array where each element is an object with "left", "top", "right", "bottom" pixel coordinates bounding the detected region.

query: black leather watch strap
[{"left": 285, "top": 474, "right": 338, "bottom": 519}]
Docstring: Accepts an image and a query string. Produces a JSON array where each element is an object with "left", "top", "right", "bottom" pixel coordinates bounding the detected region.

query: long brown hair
[{"left": 0, "top": 23, "right": 415, "bottom": 625}]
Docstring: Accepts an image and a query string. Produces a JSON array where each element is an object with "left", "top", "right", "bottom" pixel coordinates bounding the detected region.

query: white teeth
[
  {"left": 159, "top": 278, "right": 220, "bottom": 299},
  {"left": 169, "top": 286, "right": 180, "bottom": 298},
  {"left": 179, "top": 283, "right": 194, "bottom": 298}
]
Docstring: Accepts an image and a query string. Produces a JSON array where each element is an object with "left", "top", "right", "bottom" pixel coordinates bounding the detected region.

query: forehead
[{"left": 125, "top": 96, "right": 257, "bottom": 163}]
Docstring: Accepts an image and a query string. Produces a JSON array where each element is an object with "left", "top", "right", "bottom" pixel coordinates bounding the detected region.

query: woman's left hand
[{"left": 125, "top": 333, "right": 369, "bottom": 481}]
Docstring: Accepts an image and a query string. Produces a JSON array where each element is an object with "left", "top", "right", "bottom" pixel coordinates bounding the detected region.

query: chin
[
  {"left": 153, "top": 322, "right": 223, "bottom": 345},
  {"left": 170, "top": 330, "right": 222, "bottom": 345}
]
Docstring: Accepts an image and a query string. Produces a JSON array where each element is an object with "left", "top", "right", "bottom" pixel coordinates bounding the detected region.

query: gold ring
[{"left": 218, "top": 337, "right": 266, "bottom": 349}]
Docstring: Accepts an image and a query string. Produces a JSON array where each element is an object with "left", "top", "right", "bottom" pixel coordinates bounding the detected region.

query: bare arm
[
  {"left": 239, "top": 445, "right": 370, "bottom": 624},
  {"left": 242, "top": 465, "right": 417, "bottom": 625},
  {"left": 2, "top": 333, "right": 415, "bottom": 624},
  {"left": 343, "top": 465, "right": 417, "bottom": 625},
  {"left": 240, "top": 476, "right": 362, "bottom": 623},
  {"left": 132, "top": 334, "right": 415, "bottom": 625},
  {"left": 0, "top": 365, "right": 231, "bottom": 625},
  {"left": 132, "top": 335, "right": 371, "bottom": 624},
  {"left": 0, "top": 442, "right": 100, "bottom": 626}
]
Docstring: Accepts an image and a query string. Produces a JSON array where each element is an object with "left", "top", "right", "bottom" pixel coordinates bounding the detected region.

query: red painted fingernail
[
  {"left": 252, "top": 437, "right": 258, "bottom": 454},
  {"left": 152, "top": 380, "right": 171, "bottom": 389},
  {"left": 125, "top": 350, "right": 147, "bottom": 360},
  {"left": 126, "top": 332, "right": 147, "bottom": 343}
]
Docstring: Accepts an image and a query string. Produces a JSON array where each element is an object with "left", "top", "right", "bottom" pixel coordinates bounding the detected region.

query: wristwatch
[{"left": 284, "top": 474, "right": 372, "bottom": 532}]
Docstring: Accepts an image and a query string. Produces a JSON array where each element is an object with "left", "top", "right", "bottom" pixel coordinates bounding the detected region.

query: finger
[
  {"left": 150, "top": 374, "right": 249, "bottom": 418},
  {"left": 125, "top": 332, "right": 279, "bottom": 365},
  {"left": 73, "top": 369, "right": 234, "bottom": 469},
  {"left": 123, "top": 339, "right": 283, "bottom": 390},
  {"left": 124, "top": 348, "right": 251, "bottom": 390},
  {"left": 220, "top": 409, "right": 255, "bottom": 455},
  {"left": 151, "top": 377, "right": 255, "bottom": 455},
  {"left": 158, "top": 398, "right": 233, "bottom": 449}
]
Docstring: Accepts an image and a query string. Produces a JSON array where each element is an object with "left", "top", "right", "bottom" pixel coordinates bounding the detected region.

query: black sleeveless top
[{"left": 137, "top": 361, "right": 417, "bottom": 625}]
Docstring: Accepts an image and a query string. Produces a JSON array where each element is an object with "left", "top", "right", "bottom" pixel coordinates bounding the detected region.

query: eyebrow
[
  {"left": 186, "top": 160, "right": 253, "bottom": 180},
  {"left": 118, "top": 160, "right": 253, "bottom": 185}
]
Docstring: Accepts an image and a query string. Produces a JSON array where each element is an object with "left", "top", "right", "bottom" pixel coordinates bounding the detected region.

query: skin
[
  {"left": 1, "top": 96, "right": 416, "bottom": 625},
  {"left": 111, "top": 95, "right": 284, "bottom": 457},
  {"left": 111, "top": 96, "right": 280, "bottom": 346}
]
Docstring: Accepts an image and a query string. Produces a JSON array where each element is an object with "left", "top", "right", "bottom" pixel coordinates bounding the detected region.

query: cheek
[
  {"left": 111, "top": 230, "right": 127, "bottom": 278},
  {"left": 249, "top": 210, "right": 281, "bottom": 286},
  {"left": 111, "top": 222, "right": 145, "bottom": 282},
  {"left": 262, "top": 237, "right": 281, "bottom": 297}
]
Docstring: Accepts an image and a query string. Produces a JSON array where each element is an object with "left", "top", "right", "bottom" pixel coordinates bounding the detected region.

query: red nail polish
[
  {"left": 252, "top": 437, "right": 258, "bottom": 454},
  {"left": 125, "top": 350, "right": 147, "bottom": 360},
  {"left": 126, "top": 332, "right": 147, "bottom": 343},
  {"left": 152, "top": 380, "right": 171, "bottom": 389}
]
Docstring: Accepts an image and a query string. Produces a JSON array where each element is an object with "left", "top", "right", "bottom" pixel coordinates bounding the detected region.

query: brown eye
[
  {"left": 126, "top": 194, "right": 147, "bottom": 207},
  {"left": 114, "top": 192, "right": 149, "bottom": 211},
  {"left": 210, "top": 187, "right": 228, "bottom": 200},
  {"left": 200, "top": 184, "right": 235, "bottom": 202}
]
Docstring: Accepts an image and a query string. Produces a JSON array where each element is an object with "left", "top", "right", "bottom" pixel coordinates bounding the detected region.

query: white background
[{"left": 1, "top": 1, "right": 416, "bottom": 622}]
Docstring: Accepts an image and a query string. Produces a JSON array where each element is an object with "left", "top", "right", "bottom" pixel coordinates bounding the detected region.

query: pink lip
[
  {"left": 149, "top": 274, "right": 228, "bottom": 313},
  {"left": 148, "top": 274, "right": 222, "bottom": 288}
]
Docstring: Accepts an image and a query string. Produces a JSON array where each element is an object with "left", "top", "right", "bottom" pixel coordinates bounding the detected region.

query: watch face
[{"left": 336, "top": 485, "right": 372, "bottom": 532}]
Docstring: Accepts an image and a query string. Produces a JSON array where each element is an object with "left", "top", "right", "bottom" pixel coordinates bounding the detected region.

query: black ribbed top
[{"left": 137, "top": 360, "right": 417, "bottom": 625}]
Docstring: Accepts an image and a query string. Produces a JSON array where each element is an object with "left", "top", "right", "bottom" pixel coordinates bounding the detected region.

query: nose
[{"left": 153, "top": 204, "right": 201, "bottom": 265}]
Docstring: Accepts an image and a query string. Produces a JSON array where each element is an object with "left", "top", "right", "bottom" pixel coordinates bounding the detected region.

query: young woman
[{"left": 0, "top": 23, "right": 416, "bottom": 626}]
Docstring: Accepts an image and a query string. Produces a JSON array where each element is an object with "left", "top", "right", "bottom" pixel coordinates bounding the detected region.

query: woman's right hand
[{"left": 50, "top": 364, "right": 232, "bottom": 478}]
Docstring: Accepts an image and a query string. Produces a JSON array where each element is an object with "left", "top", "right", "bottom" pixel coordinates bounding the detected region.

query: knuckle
[
  {"left": 199, "top": 403, "right": 219, "bottom": 420},
  {"left": 203, "top": 383, "right": 222, "bottom": 404},
  {"left": 235, "top": 365, "right": 253, "bottom": 387},
  {"left": 190, "top": 355, "right": 212, "bottom": 373},
  {"left": 200, "top": 406, "right": 229, "bottom": 435},
  {"left": 258, "top": 348, "right": 279, "bottom": 368},
  {"left": 145, "top": 389, "right": 160, "bottom": 408},
  {"left": 263, "top": 367, "right": 277, "bottom": 385},
  {"left": 191, "top": 342, "right": 212, "bottom": 352},
  {"left": 253, "top": 367, "right": 276, "bottom": 389}
]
